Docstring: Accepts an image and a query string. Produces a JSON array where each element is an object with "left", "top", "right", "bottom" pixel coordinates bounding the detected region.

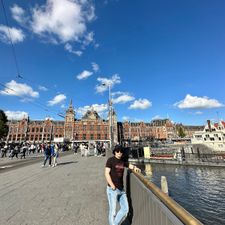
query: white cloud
[
  {"left": 96, "top": 74, "right": 121, "bottom": 93},
  {"left": 5, "top": 110, "right": 28, "bottom": 120},
  {"left": 83, "top": 31, "right": 94, "bottom": 46},
  {"left": 10, "top": 4, "right": 26, "bottom": 24},
  {"left": 113, "top": 94, "right": 135, "bottom": 104},
  {"left": 38, "top": 85, "right": 48, "bottom": 91},
  {"left": 76, "top": 70, "right": 93, "bottom": 80},
  {"left": 64, "top": 43, "right": 83, "bottom": 56},
  {"left": 31, "top": 0, "right": 95, "bottom": 43},
  {"left": 122, "top": 116, "right": 130, "bottom": 121},
  {"left": 0, "top": 25, "right": 25, "bottom": 44},
  {"left": 76, "top": 103, "right": 107, "bottom": 117},
  {"left": 195, "top": 111, "right": 203, "bottom": 115},
  {"left": 129, "top": 98, "right": 152, "bottom": 110},
  {"left": 174, "top": 94, "right": 224, "bottom": 109},
  {"left": 48, "top": 94, "right": 67, "bottom": 106},
  {"left": 152, "top": 115, "right": 162, "bottom": 120},
  {"left": 91, "top": 62, "right": 99, "bottom": 72},
  {"left": 0, "top": 80, "right": 39, "bottom": 98}
]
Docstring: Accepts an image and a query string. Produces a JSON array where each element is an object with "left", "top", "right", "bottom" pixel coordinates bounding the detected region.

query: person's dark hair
[{"left": 113, "top": 145, "right": 124, "bottom": 155}]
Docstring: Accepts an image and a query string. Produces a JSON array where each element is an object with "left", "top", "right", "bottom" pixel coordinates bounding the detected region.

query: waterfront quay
[{"left": 0, "top": 154, "right": 108, "bottom": 225}]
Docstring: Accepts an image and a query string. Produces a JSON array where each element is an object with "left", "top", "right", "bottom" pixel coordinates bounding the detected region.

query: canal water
[{"left": 139, "top": 163, "right": 225, "bottom": 225}]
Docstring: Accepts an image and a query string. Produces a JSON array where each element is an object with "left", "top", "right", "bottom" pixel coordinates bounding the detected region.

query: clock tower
[{"left": 64, "top": 100, "right": 75, "bottom": 141}]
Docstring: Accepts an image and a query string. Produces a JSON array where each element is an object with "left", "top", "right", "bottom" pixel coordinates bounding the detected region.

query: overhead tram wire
[
  {"left": 1, "top": 0, "right": 21, "bottom": 78},
  {"left": 0, "top": 82, "right": 65, "bottom": 119},
  {"left": 0, "top": 0, "right": 104, "bottom": 118},
  {"left": 0, "top": 0, "right": 66, "bottom": 119}
]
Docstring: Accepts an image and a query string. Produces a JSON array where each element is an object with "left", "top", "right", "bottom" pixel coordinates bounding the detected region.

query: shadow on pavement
[{"left": 57, "top": 161, "right": 78, "bottom": 166}]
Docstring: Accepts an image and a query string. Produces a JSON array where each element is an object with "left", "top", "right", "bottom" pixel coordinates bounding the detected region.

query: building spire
[{"left": 69, "top": 99, "right": 73, "bottom": 108}]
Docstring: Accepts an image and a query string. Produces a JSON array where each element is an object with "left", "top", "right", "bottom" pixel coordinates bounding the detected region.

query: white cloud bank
[
  {"left": 5, "top": 111, "right": 28, "bottom": 120},
  {"left": 31, "top": 0, "right": 95, "bottom": 43},
  {"left": 129, "top": 98, "right": 152, "bottom": 110},
  {"left": 0, "top": 80, "right": 39, "bottom": 98},
  {"left": 6, "top": 1, "right": 95, "bottom": 54},
  {"left": 48, "top": 94, "right": 67, "bottom": 106},
  {"left": 174, "top": 94, "right": 224, "bottom": 109},
  {"left": 0, "top": 25, "right": 25, "bottom": 44},
  {"left": 76, "top": 70, "right": 93, "bottom": 80}
]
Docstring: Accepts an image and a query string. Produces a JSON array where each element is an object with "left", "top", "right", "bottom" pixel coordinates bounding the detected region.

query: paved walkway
[{"left": 0, "top": 154, "right": 108, "bottom": 225}]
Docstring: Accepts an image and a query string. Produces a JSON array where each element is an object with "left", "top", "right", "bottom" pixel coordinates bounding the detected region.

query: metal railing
[{"left": 125, "top": 170, "right": 203, "bottom": 225}]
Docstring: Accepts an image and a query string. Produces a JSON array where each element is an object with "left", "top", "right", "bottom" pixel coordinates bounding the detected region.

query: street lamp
[{"left": 102, "top": 83, "right": 113, "bottom": 150}]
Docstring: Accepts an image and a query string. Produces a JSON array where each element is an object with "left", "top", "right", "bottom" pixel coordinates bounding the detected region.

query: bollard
[{"left": 161, "top": 176, "right": 169, "bottom": 195}]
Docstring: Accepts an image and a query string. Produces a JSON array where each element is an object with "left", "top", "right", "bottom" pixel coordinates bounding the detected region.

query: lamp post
[{"left": 102, "top": 83, "right": 113, "bottom": 150}]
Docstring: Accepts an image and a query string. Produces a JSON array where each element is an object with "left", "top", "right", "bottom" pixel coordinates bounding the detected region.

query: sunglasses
[{"left": 115, "top": 149, "right": 123, "bottom": 153}]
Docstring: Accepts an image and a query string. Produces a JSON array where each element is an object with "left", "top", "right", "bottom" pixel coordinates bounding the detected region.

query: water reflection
[{"left": 139, "top": 163, "right": 225, "bottom": 225}]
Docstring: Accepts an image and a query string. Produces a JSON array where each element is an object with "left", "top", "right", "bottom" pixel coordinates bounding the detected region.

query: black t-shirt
[{"left": 106, "top": 156, "right": 129, "bottom": 190}]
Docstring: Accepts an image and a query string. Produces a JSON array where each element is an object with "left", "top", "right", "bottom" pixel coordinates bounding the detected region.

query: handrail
[{"left": 132, "top": 171, "right": 203, "bottom": 225}]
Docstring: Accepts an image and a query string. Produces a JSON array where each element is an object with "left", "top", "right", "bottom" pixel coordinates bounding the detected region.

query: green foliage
[
  {"left": 177, "top": 126, "right": 186, "bottom": 138},
  {"left": 0, "top": 110, "right": 8, "bottom": 140}
]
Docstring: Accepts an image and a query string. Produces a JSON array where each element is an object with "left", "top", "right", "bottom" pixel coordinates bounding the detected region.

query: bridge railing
[{"left": 125, "top": 170, "right": 203, "bottom": 225}]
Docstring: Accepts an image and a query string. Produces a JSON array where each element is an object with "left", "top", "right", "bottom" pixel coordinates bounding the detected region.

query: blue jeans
[{"left": 106, "top": 186, "right": 129, "bottom": 225}]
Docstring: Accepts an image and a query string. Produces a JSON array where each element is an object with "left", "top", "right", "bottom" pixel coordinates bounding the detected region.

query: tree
[
  {"left": 0, "top": 110, "right": 8, "bottom": 141},
  {"left": 177, "top": 126, "right": 186, "bottom": 138}
]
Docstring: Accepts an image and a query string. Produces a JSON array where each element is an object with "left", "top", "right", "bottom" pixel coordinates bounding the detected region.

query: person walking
[
  {"left": 41, "top": 143, "right": 52, "bottom": 167},
  {"left": 20, "top": 144, "right": 27, "bottom": 159},
  {"left": 52, "top": 143, "right": 59, "bottom": 167},
  {"left": 105, "top": 145, "right": 141, "bottom": 225}
]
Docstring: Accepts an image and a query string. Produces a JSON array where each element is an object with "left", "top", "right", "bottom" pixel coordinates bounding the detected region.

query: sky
[{"left": 0, "top": 0, "right": 225, "bottom": 125}]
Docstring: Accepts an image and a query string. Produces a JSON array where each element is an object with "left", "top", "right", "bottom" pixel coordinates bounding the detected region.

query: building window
[
  {"left": 32, "top": 128, "right": 35, "bottom": 132},
  {"left": 105, "top": 134, "right": 108, "bottom": 140},
  {"left": 83, "top": 125, "right": 86, "bottom": 131},
  {"left": 83, "top": 134, "right": 86, "bottom": 140},
  {"left": 97, "top": 125, "right": 100, "bottom": 131},
  {"left": 97, "top": 134, "right": 101, "bottom": 139},
  {"left": 90, "top": 134, "right": 94, "bottom": 140},
  {"left": 40, "top": 128, "right": 43, "bottom": 132},
  {"left": 90, "top": 125, "right": 94, "bottom": 131}
]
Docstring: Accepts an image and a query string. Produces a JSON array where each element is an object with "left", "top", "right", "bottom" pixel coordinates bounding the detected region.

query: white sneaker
[{"left": 41, "top": 165, "right": 45, "bottom": 168}]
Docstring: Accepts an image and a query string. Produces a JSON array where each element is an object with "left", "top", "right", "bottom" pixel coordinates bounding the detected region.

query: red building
[{"left": 6, "top": 101, "right": 115, "bottom": 144}]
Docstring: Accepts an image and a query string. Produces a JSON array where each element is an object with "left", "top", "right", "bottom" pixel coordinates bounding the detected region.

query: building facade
[
  {"left": 6, "top": 101, "right": 117, "bottom": 144},
  {"left": 119, "top": 119, "right": 177, "bottom": 142},
  {"left": 5, "top": 102, "right": 205, "bottom": 144},
  {"left": 191, "top": 120, "right": 225, "bottom": 152}
]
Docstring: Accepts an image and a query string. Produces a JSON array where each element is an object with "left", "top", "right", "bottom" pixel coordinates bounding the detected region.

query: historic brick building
[
  {"left": 6, "top": 101, "right": 117, "bottom": 144},
  {"left": 5, "top": 101, "right": 204, "bottom": 144},
  {"left": 119, "top": 119, "right": 177, "bottom": 142}
]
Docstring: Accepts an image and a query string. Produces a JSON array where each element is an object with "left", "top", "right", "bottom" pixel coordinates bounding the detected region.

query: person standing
[{"left": 105, "top": 145, "right": 141, "bottom": 225}]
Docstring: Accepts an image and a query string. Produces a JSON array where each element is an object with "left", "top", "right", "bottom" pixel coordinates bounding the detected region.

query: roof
[{"left": 82, "top": 110, "right": 100, "bottom": 120}]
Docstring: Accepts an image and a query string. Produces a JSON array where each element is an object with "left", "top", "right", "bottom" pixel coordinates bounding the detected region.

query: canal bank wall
[{"left": 129, "top": 158, "right": 225, "bottom": 167}]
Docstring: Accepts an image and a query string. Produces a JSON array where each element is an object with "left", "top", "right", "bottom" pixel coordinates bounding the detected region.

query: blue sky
[{"left": 0, "top": 0, "right": 224, "bottom": 125}]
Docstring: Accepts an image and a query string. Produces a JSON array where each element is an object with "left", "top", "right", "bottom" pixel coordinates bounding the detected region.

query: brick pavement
[{"left": 0, "top": 154, "right": 108, "bottom": 225}]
